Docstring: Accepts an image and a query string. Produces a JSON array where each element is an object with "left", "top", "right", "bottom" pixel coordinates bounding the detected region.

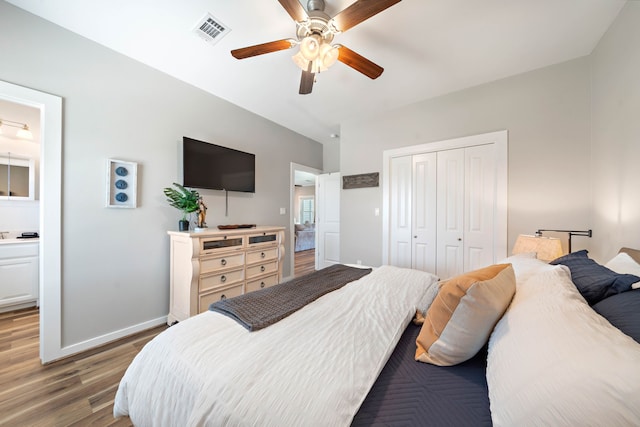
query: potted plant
[{"left": 163, "top": 183, "right": 200, "bottom": 231}]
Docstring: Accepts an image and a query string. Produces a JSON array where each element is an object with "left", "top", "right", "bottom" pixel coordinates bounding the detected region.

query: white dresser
[{"left": 167, "top": 226, "right": 285, "bottom": 324}]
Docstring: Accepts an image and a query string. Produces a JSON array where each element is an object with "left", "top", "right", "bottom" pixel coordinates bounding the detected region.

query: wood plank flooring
[
  {"left": 0, "top": 253, "right": 315, "bottom": 426},
  {"left": 294, "top": 249, "right": 316, "bottom": 277},
  {"left": 0, "top": 308, "right": 166, "bottom": 426}
]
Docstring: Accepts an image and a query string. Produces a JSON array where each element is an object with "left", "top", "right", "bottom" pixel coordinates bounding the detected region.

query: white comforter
[
  {"left": 114, "top": 265, "right": 439, "bottom": 426},
  {"left": 488, "top": 259, "right": 640, "bottom": 426}
]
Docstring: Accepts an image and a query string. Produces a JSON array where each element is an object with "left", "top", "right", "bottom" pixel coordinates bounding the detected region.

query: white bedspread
[
  {"left": 487, "top": 263, "right": 640, "bottom": 426},
  {"left": 114, "top": 265, "right": 438, "bottom": 426}
]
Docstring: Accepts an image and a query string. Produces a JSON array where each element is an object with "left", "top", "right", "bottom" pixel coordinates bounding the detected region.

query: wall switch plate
[{"left": 280, "top": 207, "right": 286, "bottom": 215}]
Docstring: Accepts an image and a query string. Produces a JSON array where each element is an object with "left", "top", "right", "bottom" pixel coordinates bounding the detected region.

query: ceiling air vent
[{"left": 193, "top": 13, "right": 231, "bottom": 45}]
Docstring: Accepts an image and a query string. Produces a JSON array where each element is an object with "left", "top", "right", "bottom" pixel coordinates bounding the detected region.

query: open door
[{"left": 316, "top": 172, "right": 340, "bottom": 269}]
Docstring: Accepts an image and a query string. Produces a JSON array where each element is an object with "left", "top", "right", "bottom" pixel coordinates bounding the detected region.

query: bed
[{"left": 114, "top": 249, "right": 640, "bottom": 426}]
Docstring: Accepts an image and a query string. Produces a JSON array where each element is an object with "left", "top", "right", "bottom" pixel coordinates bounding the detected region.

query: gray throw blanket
[{"left": 209, "top": 264, "right": 372, "bottom": 331}]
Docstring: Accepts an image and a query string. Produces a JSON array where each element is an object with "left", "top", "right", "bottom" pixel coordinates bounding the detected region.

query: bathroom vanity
[{"left": 0, "top": 238, "right": 39, "bottom": 312}]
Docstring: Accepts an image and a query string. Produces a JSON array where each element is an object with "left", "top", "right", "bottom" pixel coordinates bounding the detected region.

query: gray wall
[
  {"left": 590, "top": 2, "right": 640, "bottom": 262},
  {"left": 0, "top": 1, "right": 322, "bottom": 346},
  {"left": 340, "top": 57, "right": 592, "bottom": 266}
]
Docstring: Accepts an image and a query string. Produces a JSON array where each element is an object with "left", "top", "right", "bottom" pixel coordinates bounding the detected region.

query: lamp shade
[
  {"left": 299, "top": 34, "right": 321, "bottom": 61},
  {"left": 513, "top": 234, "right": 564, "bottom": 262}
]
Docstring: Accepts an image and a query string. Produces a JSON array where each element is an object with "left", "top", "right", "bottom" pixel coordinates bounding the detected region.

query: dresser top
[{"left": 167, "top": 225, "right": 285, "bottom": 238}]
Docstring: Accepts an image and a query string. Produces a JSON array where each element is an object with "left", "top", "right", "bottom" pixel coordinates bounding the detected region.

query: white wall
[
  {"left": 0, "top": 1, "right": 322, "bottom": 347},
  {"left": 340, "top": 57, "right": 592, "bottom": 266},
  {"left": 590, "top": 2, "right": 640, "bottom": 262}
]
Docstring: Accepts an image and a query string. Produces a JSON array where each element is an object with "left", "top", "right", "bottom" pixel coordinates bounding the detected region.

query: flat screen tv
[{"left": 182, "top": 137, "right": 255, "bottom": 193}]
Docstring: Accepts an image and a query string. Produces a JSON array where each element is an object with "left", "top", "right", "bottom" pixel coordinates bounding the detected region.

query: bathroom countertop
[{"left": 0, "top": 238, "right": 39, "bottom": 245}]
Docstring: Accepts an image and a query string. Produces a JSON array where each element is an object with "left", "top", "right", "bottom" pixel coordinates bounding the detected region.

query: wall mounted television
[{"left": 182, "top": 137, "right": 255, "bottom": 193}]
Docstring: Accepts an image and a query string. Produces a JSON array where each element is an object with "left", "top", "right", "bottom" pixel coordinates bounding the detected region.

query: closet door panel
[
  {"left": 437, "top": 149, "right": 464, "bottom": 279},
  {"left": 412, "top": 153, "right": 437, "bottom": 273},
  {"left": 389, "top": 156, "right": 412, "bottom": 268},
  {"left": 464, "top": 144, "right": 496, "bottom": 271}
]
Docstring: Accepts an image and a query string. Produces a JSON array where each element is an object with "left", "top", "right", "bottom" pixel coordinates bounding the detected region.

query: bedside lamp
[
  {"left": 535, "top": 229, "right": 592, "bottom": 253},
  {"left": 513, "top": 234, "right": 564, "bottom": 262}
]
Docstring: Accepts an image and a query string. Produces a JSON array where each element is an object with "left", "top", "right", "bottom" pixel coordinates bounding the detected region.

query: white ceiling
[{"left": 6, "top": 0, "right": 625, "bottom": 144}]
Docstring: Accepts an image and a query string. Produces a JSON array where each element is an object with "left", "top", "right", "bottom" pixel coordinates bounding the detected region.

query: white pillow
[
  {"left": 499, "top": 253, "right": 555, "bottom": 288},
  {"left": 605, "top": 252, "right": 640, "bottom": 289},
  {"left": 487, "top": 265, "right": 640, "bottom": 426}
]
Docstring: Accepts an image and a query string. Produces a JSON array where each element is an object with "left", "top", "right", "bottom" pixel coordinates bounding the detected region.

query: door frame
[
  {"left": 382, "top": 130, "right": 508, "bottom": 266},
  {"left": 0, "top": 80, "right": 63, "bottom": 363}
]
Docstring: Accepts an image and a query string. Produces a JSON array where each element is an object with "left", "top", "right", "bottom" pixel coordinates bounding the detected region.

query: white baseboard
[{"left": 47, "top": 315, "right": 167, "bottom": 363}]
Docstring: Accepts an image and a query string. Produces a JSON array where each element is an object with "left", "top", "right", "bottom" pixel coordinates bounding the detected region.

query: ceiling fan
[{"left": 231, "top": 0, "right": 401, "bottom": 95}]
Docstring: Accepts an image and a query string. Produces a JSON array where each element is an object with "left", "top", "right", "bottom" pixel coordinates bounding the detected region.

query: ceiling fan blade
[
  {"left": 299, "top": 67, "right": 315, "bottom": 95},
  {"left": 278, "top": 0, "right": 309, "bottom": 22},
  {"left": 231, "top": 39, "right": 295, "bottom": 59},
  {"left": 337, "top": 45, "right": 384, "bottom": 79},
  {"left": 332, "top": 0, "right": 402, "bottom": 33}
]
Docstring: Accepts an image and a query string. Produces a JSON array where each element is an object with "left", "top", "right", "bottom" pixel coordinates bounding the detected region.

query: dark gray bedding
[
  {"left": 352, "top": 322, "right": 492, "bottom": 426},
  {"left": 209, "top": 264, "right": 372, "bottom": 331}
]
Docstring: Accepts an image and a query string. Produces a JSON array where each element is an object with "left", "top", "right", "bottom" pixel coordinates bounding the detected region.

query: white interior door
[
  {"left": 412, "top": 153, "right": 437, "bottom": 272},
  {"left": 464, "top": 144, "right": 496, "bottom": 272},
  {"left": 436, "top": 148, "right": 465, "bottom": 279},
  {"left": 389, "top": 156, "right": 412, "bottom": 268},
  {"left": 316, "top": 172, "right": 340, "bottom": 269}
]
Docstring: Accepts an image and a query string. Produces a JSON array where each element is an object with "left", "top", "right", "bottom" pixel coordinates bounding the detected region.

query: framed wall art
[
  {"left": 106, "top": 158, "right": 138, "bottom": 208},
  {"left": 342, "top": 172, "right": 379, "bottom": 190}
]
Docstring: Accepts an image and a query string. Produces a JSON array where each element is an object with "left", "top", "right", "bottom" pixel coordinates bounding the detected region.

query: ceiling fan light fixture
[
  {"left": 319, "top": 43, "right": 338, "bottom": 68},
  {"left": 292, "top": 51, "right": 310, "bottom": 71},
  {"left": 299, "top": 34, "right": 322, "bottom": 61}
]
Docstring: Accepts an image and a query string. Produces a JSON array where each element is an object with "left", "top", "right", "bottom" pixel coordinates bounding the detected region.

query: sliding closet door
[
  {"left": 436, "top": 149, "right": 465, "bottom": 279},
  {"left": 412, "top": 153, "right": 437, "bottom": 272}
]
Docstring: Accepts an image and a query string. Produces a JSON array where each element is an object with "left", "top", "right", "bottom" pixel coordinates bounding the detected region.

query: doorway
[
  {"left": 290, "top": 163, "right": 321, "bottom": 278},
  {"left": 0, "top": 80, "right": 62, "bottom": 363}
]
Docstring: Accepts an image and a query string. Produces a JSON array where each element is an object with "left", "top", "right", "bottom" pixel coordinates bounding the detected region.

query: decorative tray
[{"left": 217, "top": 224, "right": 256, "bottom": 230}]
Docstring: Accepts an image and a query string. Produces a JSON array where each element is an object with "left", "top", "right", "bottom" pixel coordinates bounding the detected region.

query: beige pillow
[{"left": 415, "top": 263, "right": 516, "bottom": 366}]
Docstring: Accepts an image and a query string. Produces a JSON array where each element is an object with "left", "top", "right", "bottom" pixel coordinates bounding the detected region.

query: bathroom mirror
[{"left": 0, "top": 153, "right": 35, "bottom": 200}]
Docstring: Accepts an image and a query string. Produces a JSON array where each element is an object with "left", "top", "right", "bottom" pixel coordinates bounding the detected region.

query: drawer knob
[
  {"left": 221, "top": 259, "right": 227, "bottom": 266},
  {"left": 221, "top": 275, "right": 227, "bottom": 283},
  {"left": 260, "top": 282, "right": 266, "bottom": 288},
  {"left": 261, "top": 252, "right": 266, "bottom": 258},
  {"left": 260, "top": 265, "right": 266, "bottom": 272},
  {"left": 220, "top": 294, "right": 227, "bottom": 300}
]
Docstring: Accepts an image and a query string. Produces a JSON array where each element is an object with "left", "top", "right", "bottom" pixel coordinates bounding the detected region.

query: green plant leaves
[{"left": 163, "top": 183, "right": 200, "bottom": 219}]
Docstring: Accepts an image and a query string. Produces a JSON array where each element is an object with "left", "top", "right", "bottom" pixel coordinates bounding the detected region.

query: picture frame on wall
[{"left": 106, "top": 158, "right": 137, "bottom": 208}]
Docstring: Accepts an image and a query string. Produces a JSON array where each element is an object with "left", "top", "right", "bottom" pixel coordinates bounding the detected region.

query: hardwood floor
[
  {"left": 294, "top": 249, "right": 316, "bottom": 277},
  {"left": 0, "top": 257, "right": 313, "bottom": 425},
  {"left": 0, "top": 307, "right": 166, "bottom": 426}
]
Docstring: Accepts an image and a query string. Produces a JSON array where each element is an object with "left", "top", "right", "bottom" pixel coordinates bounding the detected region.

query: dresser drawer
[
  {"left": 246, "top": 260, "right": 278, "bottom": 279},
  {"left": 247, "top": 232, "right": 279, "bottom": 248},
  {"left": 246, "top": 247, "right": 278, "bottom": 265},
  {"left": 200, "top": 235, "right": 245, "bottom": 255},
  {"left": 199, "top": 284, "right": 243, "bottom": 313},
  {"left": 245, "top": 274, "right": 278, "bottom": 293},
  {"left": 199, "top": 268, "right": 244, "bottom": 292},
  {"left": 201, "top": 252, "right": 245, "bottom": 274}
]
